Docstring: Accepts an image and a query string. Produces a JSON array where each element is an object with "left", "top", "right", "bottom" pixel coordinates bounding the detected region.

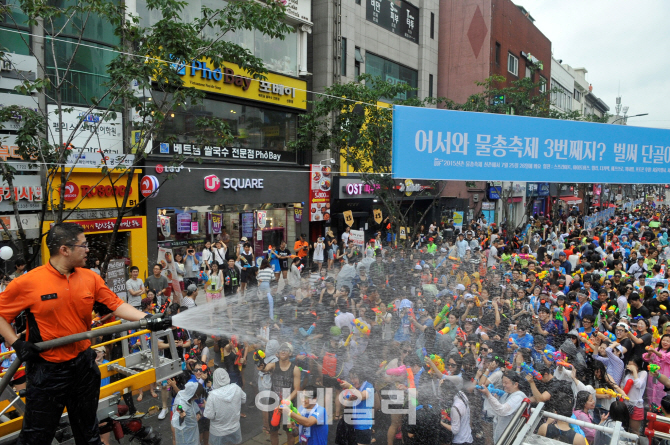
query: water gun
[
  {"left": 439, "top": 326, "right": 451, "bottom": 335},
  {"left": 484, "top": 383, "right": 506, "bottom": 397},
  {"left": 493, "top": 355, "right": 514, "bottom": 369},
  {"left": 652, "top": 325, "right": 661, "bottom": 344},
  {"left": 440, "top": 409, "right": 451, "bottom": 422},
  {"left": 623, "top": 379, "right": 634, "bottom": 395},
  {"left": 433, "top": 303, "right": 452, "bottom": 327},
  {"left": 299, "top": 353, "right": 318, "bottom": 360},
  {"left": 253, "top": 350, "right": 266, "bottom": 366},
  {"left": 386, "top": 365, "right": 407, "bottom": 376},
  {"left": 297, "top": 367, "right": 310, "bottom": 374},
  {"left": 564, "top": 306, "right": 573, "bottom": 322},
  {"left": 650, "top": 364, "right": 661, "bottom": 382},
  {"left": 556, "top": 308, "right": 564, "bottom": 322},
  {"left": 595, "top": 387, "right": 629, "bottom": 401},
  {"left": 352, "top": 319, "right": 371, "bottom": 336},
  {"left": 406, "top": 367, "right": 417, "bottom": 407},
  {"left": 651, "top": 403, "right": 663, "bottom": 414},
  {"left": 579, "top": 332, "right": 593, "bottom": 353},
  {"left": 91, "top": 316, "right": 102, "bottom": 328},
  {"left": 335, "top": 309, "right": 341, "bottom": 317},
  {"left": 556, "top": 361, "right": 572, "bottom": 369},
  {"left": 231, "top": 336, "right": 244, "bottom": 370},
  {"left": 271, "top": 399, "right": 299, "bottom": 428},
  {"left": 520, "top": 362, "right": 542, "bottom": 380},
  {"left": 473, "top": 296, "right": 481, "bottom": 307},
  {"left": 543, "top": 350, "right": 565, "bottom": 362},
  {"left": 508, "top": 337, "right": 516, "bottom": 349},
  {"left": 387, "top": 303, "right": 397, "bottom": 311}
]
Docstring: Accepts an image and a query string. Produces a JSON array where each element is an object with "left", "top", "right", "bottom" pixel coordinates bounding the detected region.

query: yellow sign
[
  {"left": 453, "top": 212, "right": 463, "bottom": 226},
  {"left": 49, "top": 171, "right": 139, "bottom": 210},
  {"left": 373, "top": 208, "right": 383, "bottom": 224},
  {"left": 399, "top": 227, "right": 406, "bottom": 240},
  {"left": 343, "top": 210, "right": 354, "bottom": 227},
  {"left": 174, "top": 59, "right": 306, "bottom": 110}
]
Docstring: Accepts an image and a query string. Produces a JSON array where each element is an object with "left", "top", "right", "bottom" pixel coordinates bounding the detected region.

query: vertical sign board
[
  {"left": 391, "top": 105, "right": 670, "bottom": 184},
  {"left": 310, "top": 164, "right": 331, "bottom": 222},
  {"left": 105, "top": 259, "right": 127, "bottom": 301},
  {"left": 366, "top": 0, "right": 419, "bottom": 43}
]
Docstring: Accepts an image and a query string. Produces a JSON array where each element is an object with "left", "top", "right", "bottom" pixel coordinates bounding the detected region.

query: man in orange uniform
[
  {"left": 294, "top": 233, "right": 310, "bottom": 269},
  {"left": 0, "top": 223, "right": 171, "bottom": 445}
]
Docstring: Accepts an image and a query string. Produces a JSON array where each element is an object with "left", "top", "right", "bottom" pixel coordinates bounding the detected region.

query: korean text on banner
[
  {"left": 309, "top": 164, "right": 331, "bottom": 222},
  {"left": 349, "top": 230, "right": 365, "bottom": 247},
  {"left": 105, "top": 259, "right": 127, "bottom": 300},
  {"left": 391, "top": 105, "right": 670, "bottom": 184}
]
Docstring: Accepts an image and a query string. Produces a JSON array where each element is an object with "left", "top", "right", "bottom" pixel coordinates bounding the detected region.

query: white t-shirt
[
  {"left": 341, "top": 232, "right": 350, "bottom": 245},
  {"left": 488, "top": 246, "right": 499, "bottom": 267},
  {"left": 125, "top": 278, "right": 144, "bottom": 307}
]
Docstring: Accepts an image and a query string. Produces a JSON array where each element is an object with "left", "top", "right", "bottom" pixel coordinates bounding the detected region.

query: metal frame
[{"left": 0, "top": 322, "right": 182, "bottom": 444}]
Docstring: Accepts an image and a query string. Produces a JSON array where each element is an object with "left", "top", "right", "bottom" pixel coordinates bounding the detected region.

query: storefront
[
  {"left": 44, "top": 167, "right": 147, "bottom": 275},
  {"left": 330, "top": 176, "right": 440, "bottom": 243},
  {"left": 144, "top": 162, "right": 309, "bottom": 265},
  {"left": 526, "top": 182, "right": 550, "bottom": 217}
]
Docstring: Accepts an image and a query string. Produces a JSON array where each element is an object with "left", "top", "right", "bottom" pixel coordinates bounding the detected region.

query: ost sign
[{"left": 61, "top": 182, "right": 133, "bottom": 201}]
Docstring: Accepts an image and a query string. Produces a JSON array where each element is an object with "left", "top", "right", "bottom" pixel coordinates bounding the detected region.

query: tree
[
  {"left": 0, "top": 0, "right": 292, "bottom": 273},
  {"left": 291, "top": 74, "right": 447, "bottom": 246}
]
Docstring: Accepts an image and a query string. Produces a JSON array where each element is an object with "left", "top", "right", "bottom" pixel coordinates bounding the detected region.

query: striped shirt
[
  {"left": 257, "top": 268, "right": 274, "bottom": 284},
  {"left": 593, "top": 346, "right": 625, "bottom": 386}
]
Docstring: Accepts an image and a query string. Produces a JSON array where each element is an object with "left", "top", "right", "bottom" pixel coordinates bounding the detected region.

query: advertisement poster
[
  {"left": 159, "top": 215, "right": 171, "bottom": 237},
  {"left": 157, "top": 246, "right": 183, "bottom": 303},
  {"left": 294, "top": 206, "right": 303, "bottom": 223},
  {"left": 176, "top": 213, "right": 191, "bottom": 233},
  {"left": 190, "top": 221, "right": 199, "bottom": 235},
  {"left": 211, "top": 213, "right": 222, "bottom": 234},
  {"left": 309, "top": 164, "right": 331, "bottom": 222},
  {"left": 241, "top": 212, "right": 255, "bottom": 239},
  {"left": 257, "top": 210, "right": 267, "bottom": 229},
  {"left": 105, "top": 259, "right": 127, "bottom": 301},
  {"left": 453, "top": 211, "right": 464, "bottom": 231}
]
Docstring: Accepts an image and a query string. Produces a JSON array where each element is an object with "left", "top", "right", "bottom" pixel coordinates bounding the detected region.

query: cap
[
  {"left": 279, "top": 342, "right": 293, "bottom": 353},
  {"left": 240, "top": 237, "right": 248, "bottom": 241},
  {"left": 187, "top": 283, "right": 198, "bottom": 294},
  {"left": 415, "top": 264, "right": 423, "bottom": 270},
  {"left": 456, "top": 284, "right": 466, "bottom": 291}
]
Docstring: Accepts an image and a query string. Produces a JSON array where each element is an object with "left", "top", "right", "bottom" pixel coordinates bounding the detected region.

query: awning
[{"left": 559, "top": 196, "right": 582, "bottom": 204}]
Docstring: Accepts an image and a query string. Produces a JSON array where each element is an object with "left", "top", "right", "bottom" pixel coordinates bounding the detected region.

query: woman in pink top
[
  {"left": 572, "top": 391, "right": 604, "bottom": 444},
  {"left": 643, "top": 334, "right": 670, "bottom": 406}
]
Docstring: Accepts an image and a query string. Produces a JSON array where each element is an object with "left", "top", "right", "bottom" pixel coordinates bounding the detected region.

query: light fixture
[{"left": 170, "top": 113, "right": 175, "bottom": 118}]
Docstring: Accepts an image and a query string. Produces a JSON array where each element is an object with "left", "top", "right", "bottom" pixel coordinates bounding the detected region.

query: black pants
[{"left": 19, "top": 348, "right": 102, "bottom": 445}]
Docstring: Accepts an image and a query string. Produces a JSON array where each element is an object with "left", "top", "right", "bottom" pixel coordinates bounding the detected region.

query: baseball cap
[
  {"left": 240, "top": 237, "right": 248, "bottom": 241},
  {"left": 456, "top": 284, "right": 466, "bottom": 291},
  {"left": 187, "top": 283, "right": 198, "bottom": 294},
  {"left": 279, "top": 342, "right": 293, "bottom": 353}
]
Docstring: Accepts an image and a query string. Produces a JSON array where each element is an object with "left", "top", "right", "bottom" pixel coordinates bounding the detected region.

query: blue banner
[{"left": 391, "top": 105, "right": 670, "bottom": 184}]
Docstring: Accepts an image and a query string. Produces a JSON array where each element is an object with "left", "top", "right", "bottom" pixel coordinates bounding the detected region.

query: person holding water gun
[{"left": 281, "top": 385, "right": 328, "bottom": 445}]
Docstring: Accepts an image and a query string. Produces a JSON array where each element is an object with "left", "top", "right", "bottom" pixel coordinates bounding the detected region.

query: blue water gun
[{"left": 476, "top": 383, "right": 505, "bottom": 397}]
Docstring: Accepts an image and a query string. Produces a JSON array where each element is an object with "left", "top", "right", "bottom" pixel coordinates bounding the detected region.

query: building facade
[{"left": 437, "top": 0, "right": 551, "bottom": 104}]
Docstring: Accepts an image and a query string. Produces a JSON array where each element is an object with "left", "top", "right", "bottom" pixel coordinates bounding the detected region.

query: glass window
[
  {"left": 430, "top": 12, "right": 434, "bottom": 39},
  {"left": 254, "top": 29, "right": 298, "bottom": 77},
  {"left": 525, "top": 65, "right": 531, "bottom": 79},
  {"left": 495, "top": 42, "right": 501, "bottom": 65},
  {"left": 365, "top": 52, "right": 417, "bottom": 100},
  {"left": 47, "top": 0, "right": 120, "bottom": 45},
  {"left": 507, "top": 53, "right": 518, "bottom": 76},
  {"left": 0, "top": 28, "right": 30, "bottom": 55},
  {"left": 46, "top": 37, "right": 116, "bottom": 107},
  {"left": 2, "top": 0, "right": 30, "bottom": 28},
  {"left": 157, "top": 96, "right": 298, "bottom": 156},
  {"left": 341, "top": 37, "right": 347, "bottom": 77},
  {"left": 539, "top": 76, "right": 546, "bottom": 93},
  {"left": 429, "top": 74, "right": 433, "bottom": 98}
]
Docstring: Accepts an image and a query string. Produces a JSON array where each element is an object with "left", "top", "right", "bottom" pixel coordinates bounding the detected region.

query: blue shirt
[
  {"left": 394, "top": 315, "right": 411, "bottom": 342},
  {"left": 531, "top": 345, "right": 554, "bottom": 365},
  {"left": 510, "top": 333, "right": 534, "bottom": 349},
  {"left": 351, "top": 381, "right": 374, "bottom": 430},
  {"left": 578, "top": 302, "right": 593, "bottom": 321},
  {"left": 298, "top": 404, "right": 328, "bottom": 445}
]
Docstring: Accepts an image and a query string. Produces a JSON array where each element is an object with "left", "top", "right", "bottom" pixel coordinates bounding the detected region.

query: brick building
[{"left": 437, "top": 0, "right": 551, "bottom": 104}]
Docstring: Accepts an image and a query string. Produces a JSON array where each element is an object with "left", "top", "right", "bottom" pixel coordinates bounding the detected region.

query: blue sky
[{"left": 518, "top": 0, "right": 670, "bottom": 129}]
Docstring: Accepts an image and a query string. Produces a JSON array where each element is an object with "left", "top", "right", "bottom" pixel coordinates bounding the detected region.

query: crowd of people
[{"left": 7, "top": 204, "right": 670, "bottom": 445}]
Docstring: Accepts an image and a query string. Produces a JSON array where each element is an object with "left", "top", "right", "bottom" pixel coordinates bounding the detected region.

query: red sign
[
  {"left": 63, "top": 182, "right": 79, "bottom": 201},
  {"left": 67, "top": 217, "right": 144, "bottom": 233},
  {"left": 204, "top": 174, "right": 221, "bottom": 193},
  {"left": 309, "top": 164, "right": 331, "bottom": 222},
  {"left": 155, "top": 164, "right": 164, "bottom": 174},
  {"left": 140, "top": 175, "right": 159, "bottom": 198}
]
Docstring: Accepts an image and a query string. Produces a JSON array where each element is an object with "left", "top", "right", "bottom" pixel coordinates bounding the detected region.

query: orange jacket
[
  {"left": 0, "top": 262, "right": 124, "bottom": 363},
  {"left": 294, "top": 240, "right": 309, "bottom": 258}
]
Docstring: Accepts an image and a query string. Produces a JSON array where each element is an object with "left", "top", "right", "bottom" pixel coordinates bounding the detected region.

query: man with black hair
[
  {"left": 525, "top": 363, "right": 573, "bottom": 413},
  {"left": 0, "top": 222, "right": 170, "bottom": 443},
  {"left": 145, "top": 263, "right": 169, "bottom": 303},
  {"left": 339, "top": 367, "right": 374, "bottom": 445},
  {"left": 629, "top": 293, "right": 650, "bottom": 319},
  {"left": 10, "top": 258, "right": 26, "bottom": 279},
  {"left": 283, "top": 385, "right": 328, "bottom": 445}
]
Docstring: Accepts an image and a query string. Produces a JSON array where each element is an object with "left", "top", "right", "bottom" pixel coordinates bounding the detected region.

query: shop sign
[
  {"left": 170, "top": 59, "right": 307, "bottom": 110},
  {"left": 0, "top": 176, "right": 42, "bottom": 211},
  {"left": 0, "top": 135, "right": 39, "bottom": 168},
  {"left": 366, "top": 0, "right": 419, "bottom": 44},
  {"left": 65, "top": 216, "right": 143, "bottom": 233},
  {"left": 65, "top": 152, "right": 135, "bottom": 169},
  {"left": 344, "top": 182, "right": 380, "bottom": 196},
  {"left": 310, "top": 164, "right": 331, "bottom": 222},
  {"left": 395, "top": 179, "right": 432, "bottom": 196},
  {"left": 0, "top": 214, "right": 39, "bottom": 232},
  {"left": 204, "top": 174, "right": 220, "bottom": 192},
  {"left": 141, "top": 175, "right": 159, "bottom": 198},
  {"left": 190, "top": 221, "right": 199, "bottom": 235},
  {"left": 284, "top": 0, "right": 311, "bottom": 23},
  {"left": 373, "top": 208, "right": 383, "bottom": 224},
  {"left": 0, "top": 92, "right": 39, "bottom": 131},
  {"left": 50, "top": 171, "right": 140, "bottom": 210},
  {"left": 47, "top": 105, "right": 123, "bottom": 154},
  {"left": 0, "top": 54, "right": 37, "bottom": 91},
  {"left": 241, "top": 213, "right": 254, "bottom": 239},
  {"left": 453, "top": 211, "right": 464, "bottom": 230},
  {"left": 176, "top": 213, "right": 191, "bottom": 233},
  {"left": 204, "top": 174, "right": 264, "bottom": 192},
  {"left": 154, "top": 142, "right": 296, "bottom": 164},
  {"left": 257, "top": 211, "right": 267, "bottom": 229},
  {"left": 349, "top": 229, "right": 364, "bottom": 246},
  {"left": 482, "top": 202, "right": 496, "bottom": 210},
  {"left": 526, "top": 182, "right": 549, "bottom": 197},
  {"left": 343, "top": 210, "right": 354, "bottom": 227},
  {"left": 488, "top": 184, "right": 502, "bottom": 200},
  {"left": 105, "top": 258, "right": 127, "bottom": 299},
  {"left": 294, "top": 207, "right": 303, "bottom": 223}
]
